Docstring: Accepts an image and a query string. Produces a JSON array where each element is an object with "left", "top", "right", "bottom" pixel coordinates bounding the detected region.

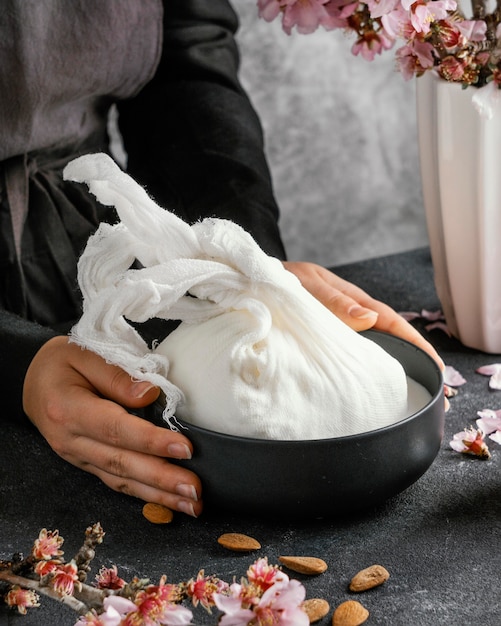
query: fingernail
[
  {"left": 167, "top": 442, "right": 192, "bottom": 460},
  {"left": 348, "top": 305, "right": 378, "bottom": 320},
  {"left": 178, "top": 500, "right": 197, "bottom": 517},
  {"left": 176, "top": 483, "right": 198, "bottom": 501},
  {"left": 131, "top": 381, "right": 156, "bottom": 398}
]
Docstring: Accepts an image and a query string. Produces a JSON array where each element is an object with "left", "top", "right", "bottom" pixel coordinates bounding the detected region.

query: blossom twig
[
  {"left": 1, "top": 527, "right": 309, "bottom": 625},
  {"left": 0, "top": 570, "right": 88, "bottom": 614}
]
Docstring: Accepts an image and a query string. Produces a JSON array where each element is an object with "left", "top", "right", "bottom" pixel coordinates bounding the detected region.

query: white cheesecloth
[{"left": 64, "top": 153, "right": 416, "bottom": 440}]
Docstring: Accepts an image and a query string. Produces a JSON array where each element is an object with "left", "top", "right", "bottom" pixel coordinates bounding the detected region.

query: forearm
[
  {"left": 117, "top": 0, "right": 286, "bottom": 259},
  {"left": 0, "top": 309, "right": 58, "bottom": 422}
]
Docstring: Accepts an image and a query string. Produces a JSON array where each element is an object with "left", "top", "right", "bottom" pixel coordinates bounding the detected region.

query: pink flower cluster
[
  {"left": 257, "top": 0, "right": 501, "bottom": 88},
  {"left": 213, "top": 558, "right": 309, "bottom": 626},
  {"left": 77, "top": 576, "right": 193, "bottom": 626},
  {"left": 443, "top": 361, "right": 501, "bottom": 458}
]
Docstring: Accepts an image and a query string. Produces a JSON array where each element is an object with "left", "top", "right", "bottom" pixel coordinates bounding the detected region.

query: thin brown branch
[
  {"left": 0, "top": 569, "right": 88, "bottom": 614},
  {"left": 471, "top": 0, "right": 487, "bottom": 19}
]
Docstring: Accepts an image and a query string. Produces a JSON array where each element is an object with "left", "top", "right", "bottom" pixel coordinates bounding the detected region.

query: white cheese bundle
[{"left": 64, "top": 153, "right": 420, "bottom": 440}]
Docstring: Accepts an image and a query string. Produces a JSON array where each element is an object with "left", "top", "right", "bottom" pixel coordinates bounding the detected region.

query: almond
[
  {"left": 278, "top": 556, "right": 328, "bottom": 575},
  {"left": 302, "top": 598, "right": 330, "bottom": 623},
  {"left": 349, "top": 564, "right": 390, "bottom": 592},
  {"left": 217, "top": 533, "right": 261, "bottom": 552},
  {"left": 332, "top": 600, "right": 369, "bottom": 626},
  {"left": 142, "top": 503, "right": 174, "bottom": 524}
]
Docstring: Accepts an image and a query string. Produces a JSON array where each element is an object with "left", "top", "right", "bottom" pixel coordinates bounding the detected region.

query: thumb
[{"left": 70, "top": 345, "right": 161, "bottom": 408}]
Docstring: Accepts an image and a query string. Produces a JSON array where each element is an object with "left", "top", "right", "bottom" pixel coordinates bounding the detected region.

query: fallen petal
[
  {"left": 450, "top": 428, "right": 491, "bottom": 459},
  {"left": 476, "top": 408, "right": 501, "bottom": 419},
  {"left": 424, "top": 321, "right": 451, "bottom": 336},
  {"left": 489, "top": 431, "right": 501, "bottom": 445},
  {"left": 450, "top": 433, "right": 467, "bottom": 453},
  {"left": 488, "top": 370, "right": 501, "bottom": 390},
  {"left": 443, "top": 365, "right": 467, "bottom": 387},
  {"left": 476, "top": 363, "right": 501, "bottom": 377},
  {"left": 399, "top": 311, "right": 421, "bottom": 321},
  {"left": 421, "top": 309, "right": 445, "bottom": 321},
  {"left": 476, "top": 414, "right": 501, "bottom": 435}
]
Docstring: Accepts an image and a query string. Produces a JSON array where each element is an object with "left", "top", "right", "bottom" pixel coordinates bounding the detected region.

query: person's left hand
[{"left": 284, "top": 261, "right": 444, "bottom": 371}]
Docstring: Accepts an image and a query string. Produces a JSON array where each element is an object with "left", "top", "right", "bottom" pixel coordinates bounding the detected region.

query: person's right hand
[{"left": 23, "top": 336, "right": 202, "bottom": 517}]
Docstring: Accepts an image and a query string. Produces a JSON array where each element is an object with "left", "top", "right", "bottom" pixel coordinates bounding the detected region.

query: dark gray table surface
[{"left": 2, "top": 247, "right": 501, "bottom": 625}]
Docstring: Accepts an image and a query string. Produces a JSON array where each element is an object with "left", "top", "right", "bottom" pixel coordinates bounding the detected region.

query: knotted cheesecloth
[{"left": 64, "top": 153, "right": 416, "bottom": 440}]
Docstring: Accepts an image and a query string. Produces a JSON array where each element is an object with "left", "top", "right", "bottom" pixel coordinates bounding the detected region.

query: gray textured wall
[{"left": 234, "top": 2, "right": 430, "bottom": 267}]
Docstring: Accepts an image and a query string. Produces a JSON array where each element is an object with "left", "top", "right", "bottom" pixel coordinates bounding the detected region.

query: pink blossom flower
[
  {"left": 52, "top": 561, "right": 80, "bottom": 596},
  {"left": 247, "top": 557, "right": 281, "bottom": 592},
  {"left": 438, "top": 55, "right": 466, "bottom": 82},
  {"left": 476, "top": 363, "right": 501, "bottom": 390},
  {"left": 395, "top": 39, "right": 435, "bottom": 78},
  {"left": 254, "top": 577, "right": 307, "bottom": 625},
  {"left": 436, "top": 20, "right": 464, "bottom": 48},
  {"left": 214, "top": 584, "right": 256, "bottom": 625},
  {"left": 450, "top": 427, "right": 491, "bottom": 459},
  {"left": 258, "top": 0, "right": 343, "bottom": 35},
  {"left": 402, "top": 0, "right": 457, "bottom": 35},
  {"left": 75, "top": 612, "right": 107, "bottom": 626},
  {"left": 186, "top": 570, "right": 227, "bottom": 610},
  {"left": 5, "top": 585, "right": 40, "bottom": 615},
  {"left": 32, "top": 528, "right": 64, "bottom": 561},
  {"left": 123, "top": 576, "right": 192, "bottom": 626},
  {"left": 34, "top": 559, "right": 60, "bottom": 577},
  {"left": 352, "top": 29, "right": 394, "bottom": 60},
  {"left": 322, "top": 0, "right": 359, "bottom": 27},
  {"left": 381, "top": 5, "right": 411, "bottom": 38},
  {"left": 257, "top": 0, "right": 282, "bottom": 23},
  {"left": 75, "top": 596, "right": 139, "bottom": 626},
  {"left": 215, "top": 573, "right": 308, "bottom": 626},
  {"left": 395, "top": 44, "right": 422, "bottom": 79},
  {"left": 366, "top": 0, "right": 400, "bottom": 19},
  {"left": 455, "top": 19, "right": 487, "bottom": 42},
  {"left": 95, "top": 565, "right": 126, "bottom": 590}
]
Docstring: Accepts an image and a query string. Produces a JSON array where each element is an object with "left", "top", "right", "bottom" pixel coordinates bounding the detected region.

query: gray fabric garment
[
  {"left": 0, "top": 0, "right": 163, "bottom": 161},
  {"left": 0, "top": 0, "right": 163, "bottom": 323}
]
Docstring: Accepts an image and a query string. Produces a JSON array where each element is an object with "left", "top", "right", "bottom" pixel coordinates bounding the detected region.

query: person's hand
[
  {"left": 284, "top": 261, "right": 444, "bottom": 371},
  {"left": 23, "top": 336, "right": 202, "bottom": 517}
]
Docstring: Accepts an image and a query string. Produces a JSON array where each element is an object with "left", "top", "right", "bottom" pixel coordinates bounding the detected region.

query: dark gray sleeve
[
  {"left": 117, "top": 0, "right": 287, "bottom": 260},
  {"left": 0, "top": 308, "right": 58, "bottom": 422}
]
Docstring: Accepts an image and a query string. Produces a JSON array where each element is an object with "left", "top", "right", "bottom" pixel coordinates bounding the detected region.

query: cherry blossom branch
[
  {"left": 0, "top": 570, "right": 88, "bottom": 614},
  {"left": 471, "top": 0, "right": 486, "bottom": 19},
  {"left": 1, "top": 524, "right": 310, "bottom": 625}
]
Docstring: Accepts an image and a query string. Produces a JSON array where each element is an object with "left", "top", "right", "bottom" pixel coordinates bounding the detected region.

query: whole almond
[
  {"left": 217, "top": 533, "right": 261, "bottom": 552},
  {"left": 142, "top": 503, "right": 174, "bottom": 524},
  {"left": 278, "top": 556, "right": 328, "bottom": 575},
  {"left": 302, "top": 598, "right": 330, "bottom": 623},
  {"left": 332, "top": 600, "right": 369, "bottom": 626},
  {"left": 349, "top": 564, "right": 390, "bottom": 592}
]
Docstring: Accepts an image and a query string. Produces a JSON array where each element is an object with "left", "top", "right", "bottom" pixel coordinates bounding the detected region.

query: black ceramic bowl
[{"left": 151, "top": 330, "right": 444, "bottom": 518}]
